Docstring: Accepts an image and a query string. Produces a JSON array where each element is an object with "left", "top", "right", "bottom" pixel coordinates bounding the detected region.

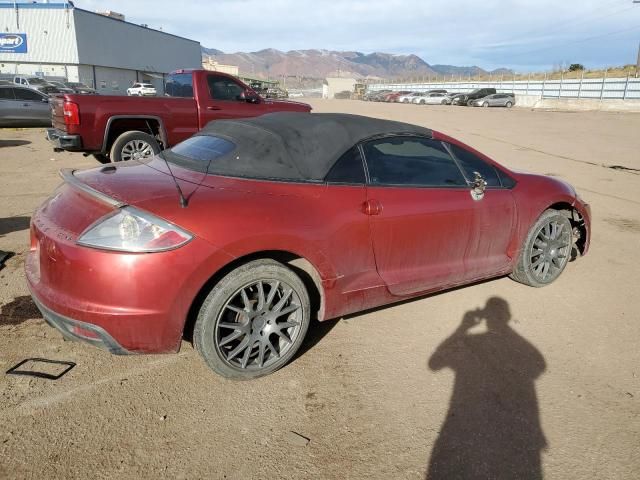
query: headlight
[{"left": 78, "top": 206, "right": 192, "bottom": 252}]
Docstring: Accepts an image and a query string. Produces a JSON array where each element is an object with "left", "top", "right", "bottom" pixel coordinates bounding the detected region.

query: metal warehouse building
[{"left": 0, "top": 2, "right": 201, "bottom": 95}]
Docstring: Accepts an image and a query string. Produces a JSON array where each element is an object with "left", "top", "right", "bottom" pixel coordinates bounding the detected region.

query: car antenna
[{"left": 158, "top": 150, "right": 188, "bottom": 208}]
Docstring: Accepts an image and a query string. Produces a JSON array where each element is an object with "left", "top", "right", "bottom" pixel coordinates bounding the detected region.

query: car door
[
  {"left": 362, "top": 135, "right": 477, "bottom": 296},
  {"left": 199, "top": 73, "right": 257, "bottom": 125},
  {"left": 13, "top": 87, "right": 49, "bottom": 125},
  {"left": 0, "top": 87, "right": 21, "bottom": 124},
  {"left": 445, "top": 142, "right": 517, "bottom": 279},
  {"left": 489, "top": 94, "right": 502, "bottom": 106}
]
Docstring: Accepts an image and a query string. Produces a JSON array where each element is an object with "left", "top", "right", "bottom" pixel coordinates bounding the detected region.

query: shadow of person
[{"left": 427, "top": 297, "right": 547, "bottom": 480}]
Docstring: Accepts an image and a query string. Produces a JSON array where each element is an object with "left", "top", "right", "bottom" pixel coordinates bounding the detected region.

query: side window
[
  {"left": 447, "top": 143, "right": 501, "bottom": 187},
  {"left": 164, "top": 73, "right": 193, "bottom": 98},
  {"left": 363, "top": 137, "right": 466, "bottom": 187},
  {"left": 0, "top": 88, "right": 15, "bottom": 100},
  {"left": 325, "top": 146, "right": 366, "bottom": 184},
  {"left": 207, "top": 75, "right": 245, "bottom": 101},
  {"left": 14, "top": 88, "right": 44, "bottom": 102}
]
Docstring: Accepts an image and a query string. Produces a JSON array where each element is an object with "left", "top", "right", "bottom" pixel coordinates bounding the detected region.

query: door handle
[
  {"left": 23, "top": 103, "right": 30, "bottom": 107},
  {"left": 363, "top": 199, "right": 383, "bottom": 216},
  {"left": 207, "top": 106, "right": 222, "bottom": 111}
]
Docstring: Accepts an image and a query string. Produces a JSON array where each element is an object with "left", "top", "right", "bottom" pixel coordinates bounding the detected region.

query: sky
[{"left": 77, "top": 0, "right": 640, "bottom": 72}]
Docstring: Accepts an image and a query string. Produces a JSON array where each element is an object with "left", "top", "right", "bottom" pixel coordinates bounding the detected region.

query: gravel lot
[{"left": 1, "top": 100, "right": 639, "bottom": 479}]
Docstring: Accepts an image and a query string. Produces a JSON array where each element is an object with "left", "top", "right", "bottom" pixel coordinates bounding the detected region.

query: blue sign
[{"left": 0, "top": 34, "right": 28, "bottom": 53}]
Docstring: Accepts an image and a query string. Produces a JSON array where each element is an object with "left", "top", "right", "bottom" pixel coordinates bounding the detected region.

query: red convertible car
[{"left": 26, "top": 113, "right": 590, "bottom": 379}]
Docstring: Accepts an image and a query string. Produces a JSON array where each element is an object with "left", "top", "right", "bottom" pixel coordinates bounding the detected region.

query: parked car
[
  {"left": 449, "top": 93, "right": 468, "bottom": 105},
  {"left": 27, "top": 112, "right": 591, "bottom": 379},
  {"left": 46, "top": 69, "right": 311, "bottom": 163},
  {"left": 0, "top": 85, "right": 51, "bottom": 127},
  {"left": 262, "top": 87, "right": 288, "bottom": 99},
  {"left": 45, "top": 81, "right": 75, "bottom": 94},
  {"left": 127, "top": 83, "right": 157, "bottom": 96},
  {"left": 127, "top": 82, "right": 157, "bottom": 96},
  {"left": 441, "top": 92, "right": 461, "bottom": 105},
  {"left": 364, "top": 89, "right": 391, "bottom": 101},
  {"left": 415, "top": 92, "right": 449, "bottom": 105},
  {"left": 370, "top": 90, "right": 392, "bottom": 101},
  {"left": 334, "top": 90, "right": 352, "bottom": 99},
  {"left": 385, "top": 91, "right": 412, "bottom": 102},
  {"left": 398, "top": 92, "right": 424, "bottom": 103},
  {"left": 472, "top": 93, "right": 515, "bottom": 108},
  {"left": 451, "top": 88, "right": 498, "bottom": 106},
  {"left": 13, "top": 75, "right": 58, "bottom": 94},
  {"left": 47, "top": 80, "right": 97, "bottom": 95}
]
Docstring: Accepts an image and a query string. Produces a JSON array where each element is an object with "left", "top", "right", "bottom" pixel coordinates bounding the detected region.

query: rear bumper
[
  {"left": 47, "top": 128, "right": 82, "bottom": 151},
  {"left": 29, "top": 289, "right": 132, "bottom": 355}
]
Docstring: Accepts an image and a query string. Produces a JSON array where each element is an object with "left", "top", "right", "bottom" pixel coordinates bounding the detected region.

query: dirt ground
[{"left": 1, "top": 100, "right": 639, "bottom": 479}]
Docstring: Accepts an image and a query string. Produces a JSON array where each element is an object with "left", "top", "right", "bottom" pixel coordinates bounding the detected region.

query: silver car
[
  {"left": 415, "top": 92, "right": 450, "bottom": 105},
  {"left": 472, "top": 93, "right": 515, "bottom": 108},
  {"left": 0, "top": 85, "right": 51, "bottom": 127}
]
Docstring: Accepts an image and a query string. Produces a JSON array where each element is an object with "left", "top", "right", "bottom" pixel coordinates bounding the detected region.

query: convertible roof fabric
[{"left": 169, "top": 112, "right": 432, "bottom": 181}]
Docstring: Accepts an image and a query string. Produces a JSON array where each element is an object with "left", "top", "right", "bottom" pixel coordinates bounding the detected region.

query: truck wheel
[{"left": 109, "top": 131, "right": 160, "bottom": 163}]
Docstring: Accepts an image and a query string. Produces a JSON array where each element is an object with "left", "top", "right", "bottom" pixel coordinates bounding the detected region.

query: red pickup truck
[{"left": 47, "top": 69, "right": 311, "bottom": 163}]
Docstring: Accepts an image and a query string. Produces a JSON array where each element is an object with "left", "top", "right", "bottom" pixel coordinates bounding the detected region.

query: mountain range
[{"left": 201, "top": 47, "right": 512, "bottom": 80}]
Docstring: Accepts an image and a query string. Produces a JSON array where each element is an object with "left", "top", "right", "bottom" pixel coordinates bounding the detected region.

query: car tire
[
  {"left": 92, "top": 153, "right": 110, "bottom": 164},
  {"left": 109, "top": 130, "right": 161, "bottom": 163},
  {"left": 506, "top": 101, "right": 513, "bottom": 108},
  {"left": 194, "top": 259, "right": 311, "bottom": 379},
  {"left": 441, "top": 100, "right": 447, "bottom": 105},
  {"left": 467, "top": 100, "right": 474, "bottom": 106},
  {"left": 483, "top": 102, "right": 489, "bottom": 107},
  {"left": 510, "top": 209, "right": 573, "bottom": 287}
]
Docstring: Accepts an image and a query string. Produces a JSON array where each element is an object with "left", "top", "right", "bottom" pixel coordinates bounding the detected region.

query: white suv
[{"left": 127, "top": 83, "right": 157, "bottom": 96}]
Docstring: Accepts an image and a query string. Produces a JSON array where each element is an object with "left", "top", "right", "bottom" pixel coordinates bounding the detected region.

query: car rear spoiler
[{"left": 59, "top": 168, "right": 125, "bottom": 208}]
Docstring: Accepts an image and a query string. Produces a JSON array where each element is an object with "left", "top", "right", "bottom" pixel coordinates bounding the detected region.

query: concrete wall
[{"left": 514, "top": 94, "right": 640, "bottom": 112}]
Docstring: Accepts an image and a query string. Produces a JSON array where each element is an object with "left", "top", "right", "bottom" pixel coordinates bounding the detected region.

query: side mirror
[
  {"left": 470, "top": 171, "right": 487, "bottom": 201},
  {"left": 245, "top": 91, "right": 261, "bottom": 104},
  {"left": 42, "top": 97, "right": 49, "bottom": 103}
]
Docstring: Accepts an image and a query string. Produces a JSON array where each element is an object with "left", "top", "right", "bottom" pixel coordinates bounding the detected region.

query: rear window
[
  {"left": 165, "top": 73, "right": 193, "bottom": 98},
  {"left": 167, "top": 135, "right": 236, "bottom": 169}
]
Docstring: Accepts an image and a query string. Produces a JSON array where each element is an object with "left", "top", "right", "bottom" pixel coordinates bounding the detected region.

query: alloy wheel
[
  {"left": 214, "top": 279, "right": 303, "bottom": 370},
  {"left": 529, "top": 219, "right": 571, "bottom": 282},
  {"left": 120, "top": 139, "right": 155, "bottom": 162}
]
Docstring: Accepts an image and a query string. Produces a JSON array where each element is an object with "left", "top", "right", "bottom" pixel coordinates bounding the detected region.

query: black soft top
[{"left": 168, "top": 112, "right": 432, "bottom": 181}]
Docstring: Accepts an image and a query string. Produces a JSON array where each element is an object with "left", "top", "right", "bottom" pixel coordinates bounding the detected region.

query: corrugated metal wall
[
  {"left": 73, "top": 9, "right": 201, "bottom": 73},
  {"left": 1, "top": 4, "right": 200, "bottom": 93},
  {"left": 0, "top": 5, "right": 78, "bottom": 64}
]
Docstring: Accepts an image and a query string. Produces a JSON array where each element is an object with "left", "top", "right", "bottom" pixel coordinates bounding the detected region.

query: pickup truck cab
[{"left": 47, "top": 69, "right": 312, "bottom": 163}]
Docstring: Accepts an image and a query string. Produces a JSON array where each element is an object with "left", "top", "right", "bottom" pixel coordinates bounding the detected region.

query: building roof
[{"left": 166, "top": 112, "right": 432, "bottom": 181}]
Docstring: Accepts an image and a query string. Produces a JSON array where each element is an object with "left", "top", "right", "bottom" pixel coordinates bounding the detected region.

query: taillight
[{"left": 63, "top": 101, "right": 80, "bottom": 126}]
